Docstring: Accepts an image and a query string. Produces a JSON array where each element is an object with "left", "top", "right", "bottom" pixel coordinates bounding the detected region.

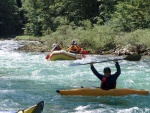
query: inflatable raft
[
  {"left": 46, "top": 50, "right": 82, "bottom": 61},
  {"left": 56, "top": 87, "right": 149, "bottom": 96},
  {"left": 0, "top": 101, "right": 44, "bottom": 113}
]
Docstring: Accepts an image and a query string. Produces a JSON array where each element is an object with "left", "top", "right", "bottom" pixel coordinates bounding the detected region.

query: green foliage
[
  {"left": 15, "top": 35, "right": 37, "bottom": 40},
  {"left": 22, "top": 0, "right": 58, "bottom": 36},
  {"left": 115, "top": 29, "right": 150, "bottom": 48},
  {"left": 1, "top": 0, "right": 150, "bottom": 54},
  {"left": 23, "top": 0, "right": 150, "bottom": 36},
  {"left": 0, "top": 0, "right": 22, "bottom": 35},
  {"left": 45, "top": 25, "right": 80, "bottom": 49},
  {"left": 110, "top": 0, "right": 150, "bottom": 32},
  {"left": 62, "top": 0, "right": 97, "bottom": 24},
  {"left": 97, "top": 0, "right": 118, "bottom": 24},
  {"left": 78, "top": 25, "right": 116, "bottom": 50},
  {"left": 21, "top": 0, "right": 99, "bottom": 36},
  {"left": 44, "top": 24, "right": 116, "bottom": 51},
  {"left": 16, "top": 26, "right": 150, "bottom": 53}
]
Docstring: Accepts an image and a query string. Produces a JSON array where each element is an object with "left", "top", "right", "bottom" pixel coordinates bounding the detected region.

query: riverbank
[
  {"left": 14, "top": 38, "right": 150, "bottom": 56},
  {"left": 1, "top": 29, "right": 150, "bottom": 56},
  {"left": 14, "top": 27, "right": 150, "bottom": 56}
]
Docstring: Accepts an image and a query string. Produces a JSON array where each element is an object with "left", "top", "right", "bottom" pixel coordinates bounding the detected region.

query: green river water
[{"left": 0, "top": 40, "right": 150, "bottom": 113}]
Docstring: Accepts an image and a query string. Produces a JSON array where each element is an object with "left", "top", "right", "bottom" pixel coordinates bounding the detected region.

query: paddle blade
[
  {"left": 45, "top": 54, "right": 50, "bottom": 60},
  {"left": 124, "top": 54, "right": 141, "bottom": 61}
]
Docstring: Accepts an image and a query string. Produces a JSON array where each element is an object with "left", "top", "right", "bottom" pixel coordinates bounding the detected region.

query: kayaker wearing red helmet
[{"left": 90, "top": 59, "right": 121, "bottom": 90}]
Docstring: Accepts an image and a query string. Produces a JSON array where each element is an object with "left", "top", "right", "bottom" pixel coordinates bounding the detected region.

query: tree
[
  {"left": 96, "top": 0, "right": 118, "bottom": 24},
  {"left": 62, "top": 0, "right": 97, "bottom": 25},
  {"left": 22, "top": 0, "right": 59, "bottom": 36},
  {"left": 110, "top": 0, "right": 150, "bottom": 32},
  {"left": 0, "top": 0, "right": 22, "bottom": 35}
]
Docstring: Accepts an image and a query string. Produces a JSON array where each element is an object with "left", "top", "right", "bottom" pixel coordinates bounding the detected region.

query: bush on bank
[{"left": 15, "top": 25, "right": 150, "bottom": 55}]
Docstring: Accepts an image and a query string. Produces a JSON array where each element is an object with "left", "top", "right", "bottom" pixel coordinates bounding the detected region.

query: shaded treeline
[{"left": 0, "top": 0, "right": 150, "bottom": 36}]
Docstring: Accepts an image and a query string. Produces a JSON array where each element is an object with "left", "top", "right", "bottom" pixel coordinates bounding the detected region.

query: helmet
[
  {"left": 52, "top": 43, "right": 56, "bottom": 48},
  {"left": 103, "top": 67, "right": 111, "bottom": 73},
  {"left": 71, "top": 40, "right": 76, "bottom": 45}
]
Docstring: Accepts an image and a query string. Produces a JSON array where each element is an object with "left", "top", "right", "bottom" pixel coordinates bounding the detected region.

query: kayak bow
[
  {"left": 18, "top": 101, "right": 44, "bottom": 113},
  {"left": 0, "top": 101, "right": 44, "bottom": 113}
]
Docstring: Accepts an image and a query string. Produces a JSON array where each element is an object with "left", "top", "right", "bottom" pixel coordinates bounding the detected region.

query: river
[{"left": 0, "top": 40, "right": 150, "bottom": 113}]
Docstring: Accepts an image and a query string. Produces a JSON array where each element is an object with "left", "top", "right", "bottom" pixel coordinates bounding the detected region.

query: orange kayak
[{"left": 56, "top": 87, "right": 149, "bottom": 96}]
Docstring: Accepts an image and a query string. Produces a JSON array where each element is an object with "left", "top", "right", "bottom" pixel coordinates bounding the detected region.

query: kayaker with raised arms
[{"left": 90, "top": 59, "right": 121, "bottom": 90}]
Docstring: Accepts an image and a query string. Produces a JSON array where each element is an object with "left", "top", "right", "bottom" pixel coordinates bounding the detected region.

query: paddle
[
  {"left": 51, "top": 44, "right": 57, "bottom": 52},
  {"left": 80, "top": 49, "right": 88, "bottom": 58},
  {"left": 46, "top": 43, "right": 58, "bottom": 60},
  {"left": 69, "top": 54, "right": 141, "bottom": 66}
]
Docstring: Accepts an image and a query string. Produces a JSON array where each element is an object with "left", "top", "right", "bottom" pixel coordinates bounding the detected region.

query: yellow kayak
[
  {"left": 0, "top": 101, "right": 44, "bottom": 113},
  {"left": 18, "top": 101, "right": 44, "bottom": 113},
  {"left": 56, "top": 87, "right": 149, "bottom": 96}
]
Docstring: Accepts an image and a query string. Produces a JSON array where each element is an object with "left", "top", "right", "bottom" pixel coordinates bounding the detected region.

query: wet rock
[
  {"left": 114, "top": 44, "right": 138, "bottom": 55},
  {"left": 15, "top": 40, "right": 150, "bottom": 56},
  {"left": 16, "top": 41, "right": 51, "bottom": 52}
]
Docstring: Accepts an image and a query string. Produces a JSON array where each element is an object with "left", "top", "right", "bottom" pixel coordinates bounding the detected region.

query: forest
[{"left": 1, "top": 0, "right": 150, "bottom": 54}]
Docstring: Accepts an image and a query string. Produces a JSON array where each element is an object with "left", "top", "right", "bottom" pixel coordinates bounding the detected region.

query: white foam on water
[{"left": 0, "top": 40, "right": 150, "bottom": 112}]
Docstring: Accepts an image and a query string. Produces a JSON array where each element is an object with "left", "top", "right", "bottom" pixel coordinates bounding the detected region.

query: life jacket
[
  {"left": 67, "top": 45, "right": 78, "bottom": 53},
  {"left": 101, "top": 76, "right": 116, "bottom": 90},
  {"left": 81, "top": 49, "right": 88, "bottom": 54},
  {"left": 77, "top": 45, "right": 81, "bottom": 53}
]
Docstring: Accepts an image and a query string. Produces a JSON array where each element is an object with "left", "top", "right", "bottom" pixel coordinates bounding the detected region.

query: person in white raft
[{"left": 90, "top": 59, "right": 121, "bottom": 90}]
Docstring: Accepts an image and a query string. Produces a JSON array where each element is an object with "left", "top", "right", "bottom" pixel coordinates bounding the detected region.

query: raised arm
[
  {"left": 90, "top": 62, "right": 103, "bottom": 80},
  {"left": 114, "top": 60, "right": 121, "bottom": 77}
]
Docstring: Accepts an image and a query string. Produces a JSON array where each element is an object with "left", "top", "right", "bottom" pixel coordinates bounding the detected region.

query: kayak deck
[
  {"left": 56, "top": 87, "right": 149, "bottom": 96},
  {"left": 0, "top": 101, "right": 44, "bottom": 113},
  {"left": 18, "top": 101, "right": 44, "bottom": 113}
]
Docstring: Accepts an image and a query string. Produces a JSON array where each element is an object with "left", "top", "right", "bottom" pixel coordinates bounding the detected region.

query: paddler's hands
[
  {"left": 90, "top": 62, "right": 94, "bottom": 66},
  {"left": 114, "top": 59, "right": 118, "bottom": 63}
]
